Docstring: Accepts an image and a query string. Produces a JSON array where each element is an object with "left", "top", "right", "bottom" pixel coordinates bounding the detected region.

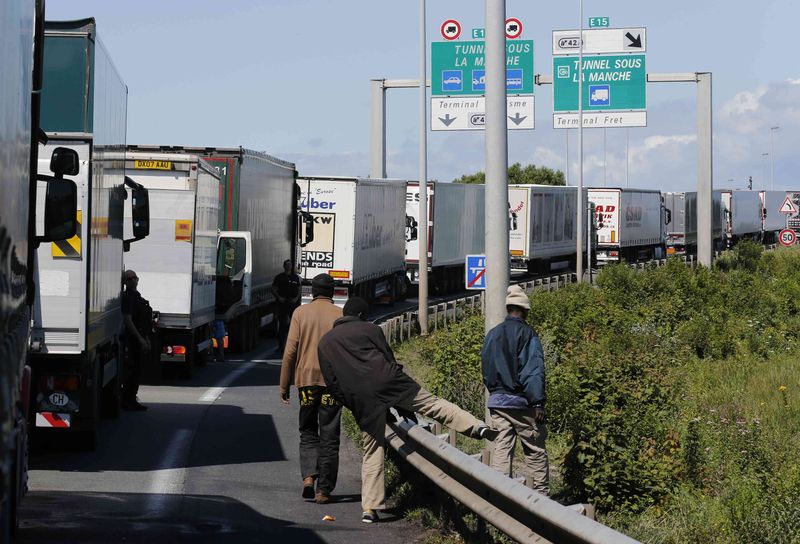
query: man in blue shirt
[{"left": 481, "top": 285, "right": 549, "bottom": 495}]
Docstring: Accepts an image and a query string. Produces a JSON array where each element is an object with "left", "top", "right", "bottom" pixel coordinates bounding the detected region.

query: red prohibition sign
[
  {"left": 505, "top": 17, "right": 523, "bottom": 39},
  {"left": 441, "top": 19, "right": 461, "bottom": 40},
  {"left": 780, "top": 229, "right": 796, "bottom": 247}
]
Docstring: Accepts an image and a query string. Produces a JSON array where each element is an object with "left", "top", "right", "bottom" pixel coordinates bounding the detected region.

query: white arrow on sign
[
  {"left": 430, "top": 96, "right": 535, "bottom": 131},
  {"left": 552, "top": 27, "right": 647, "bottom": 55},
  {"left": 779, "top": 195, "right": 798, "bottom": 215}
]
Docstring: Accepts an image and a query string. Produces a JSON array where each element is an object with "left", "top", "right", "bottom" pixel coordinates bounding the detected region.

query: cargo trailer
[
  {"left": 663, "top": 190, "right": 724, "bottom": 255},
  {"left": 760, "top": 190, "right": 787, "bottom": 243},
  {"left": 1, "top": 0, "right": 79, "bottom": 533},
  {"left": 121, "top": 149, "right": 220, "bottom": 376},
  {"left": 405, "top": 182, "right": 484, "bottom": 293},
  {"left": 721, "top": 190, "right": 762, "bottom": 246},
  {"left": 508, "top": 185, "right": 580, "bottom": 272},
  {"left": 588, "top": 188, "right": 665, "bottom": 263},
  {"left": 298, "top": 176, "right": 407, "bottom": 305},
  {"left": 29, "top": 18, "right": 150, "bottom": 448}
]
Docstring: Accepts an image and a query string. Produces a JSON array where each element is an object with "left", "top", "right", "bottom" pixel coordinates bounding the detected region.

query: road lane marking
[
  {"left": 198, "top": 362, "right": 255, "bottom": 402},
  {"left": 145, "top": 428, "right": 192, "bottom": 518}
]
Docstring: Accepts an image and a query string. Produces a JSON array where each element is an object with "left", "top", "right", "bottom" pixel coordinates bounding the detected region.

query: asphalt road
[{"left": 20, "top": 337, "right": 416, "bottom": 543}]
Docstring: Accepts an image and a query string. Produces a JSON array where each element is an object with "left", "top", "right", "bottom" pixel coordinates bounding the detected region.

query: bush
[{"left": 403, "top": 248, "right": 800, "bottom": 540}]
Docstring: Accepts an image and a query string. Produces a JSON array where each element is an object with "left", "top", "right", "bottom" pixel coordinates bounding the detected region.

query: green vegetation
[
  {"left": 395, "top": 243, "right": 800, "bottom": 543},
  {"left": 452, "top": 162, "right": 565, "bottom": 186}
]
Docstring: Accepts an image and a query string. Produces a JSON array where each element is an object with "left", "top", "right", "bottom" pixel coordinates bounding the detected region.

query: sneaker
[
  {"left": 361, "top": 510, "right": 379, "bottom": 524},
  {"left": 302, "top": 476, "right": 315, "bottom": 499},
  {"left": 122, "top": 400, "right": 148, "bottom": 411},
  {"left": 476, "top": 425, "right": 499, "bottom": 441},
  {"left": 315, "top": 491, "right": 331, "bottom": 504}
]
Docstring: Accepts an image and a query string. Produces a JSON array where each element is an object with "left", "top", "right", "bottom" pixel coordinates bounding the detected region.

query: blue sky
[{"left": 48, "top": 0, "right": 799, "bottom": 191}]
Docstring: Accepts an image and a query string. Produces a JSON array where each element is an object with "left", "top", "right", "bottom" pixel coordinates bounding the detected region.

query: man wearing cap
[
  {"left": 280, "top": 273, "right": 343, "bottom": 504},
  {"left": 318, "top": 297, "right": 499, "bottom": 523},
  {"left": 481, "top": 285, "right": 549, "bottom": 495}
]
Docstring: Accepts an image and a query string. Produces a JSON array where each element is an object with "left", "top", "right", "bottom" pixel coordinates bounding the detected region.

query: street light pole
[
  {"left": 576, "top": 0, "right": 584, "bottom": 282},
  {"left": 418, "top": 0, "right": 429, "bottom": 335},
  {"left": 770, "top": 126, "right": 779, "bottom": 190}
]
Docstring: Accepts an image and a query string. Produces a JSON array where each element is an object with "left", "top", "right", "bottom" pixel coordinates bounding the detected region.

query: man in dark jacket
[
  {"left": 318, "top": 297, "right": 497, "bottom": 524},
  {"left": 481, "top": 285, "right": 549, "bottom": 495}
]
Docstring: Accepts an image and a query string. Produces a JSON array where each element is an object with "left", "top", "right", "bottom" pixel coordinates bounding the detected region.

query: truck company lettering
[{"left": 300, "top": 197, "right": 336, "bottom": 210}]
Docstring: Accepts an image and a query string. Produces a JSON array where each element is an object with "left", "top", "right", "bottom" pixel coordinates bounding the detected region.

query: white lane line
[
  {"left": 145, "top": 428, "right": 192, "bottom": 518},
  {"left": 251, "top": 359, "right": 281, "bottom": 364},
  {"left": 198, "top": 362, "right": 255, "bottom": 402}
]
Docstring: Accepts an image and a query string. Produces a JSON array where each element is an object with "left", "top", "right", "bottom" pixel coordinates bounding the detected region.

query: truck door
[{"left": 216, "top": 231, "right": 252, "bottom": 318}]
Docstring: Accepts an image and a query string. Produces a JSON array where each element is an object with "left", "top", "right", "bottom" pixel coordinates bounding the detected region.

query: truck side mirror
[
  {"left": 300, "top": 211, "right": 314, "bottom": 246},
  {"left": 42, "top": 179, "right": 78, "bottom": 242},
  {"left": 131, "top": 187, "right": 150, "bottom": 239},
  {"left": 49, "top": 146, "right": 79, "bottom": 177},
  {"left": 123, "top": 177, "right": 150, "bottom": 252}
]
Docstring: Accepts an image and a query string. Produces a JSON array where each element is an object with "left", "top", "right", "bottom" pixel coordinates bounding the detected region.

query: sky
[{"left": 47, "top": 0, "right": 799, "bottom": 192}]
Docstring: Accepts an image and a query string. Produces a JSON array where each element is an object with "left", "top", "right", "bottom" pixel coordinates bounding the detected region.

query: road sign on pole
[
  {"left": 431, "top": 96, "right": 534, "bottom": 130},
  {"left": 441, "top": 19, "right": 462, "bottom": 40},
  {"left": 431, "top": 40, "right": 534, "bottom": 96},
  {"left": 505, "top": 18, "right": 523, "bottom": 39},
  {"left": 466, "top": 255, "right": 487, "bottom": 289},
  {"left": 779, "top": 195, "right": 798, "bottom": 215},
  {"left": 552, "top": 27, "right": 647, "bottom": 129},
  {"left": 780, "top": 229, "right": 796, "bottom": 246}
]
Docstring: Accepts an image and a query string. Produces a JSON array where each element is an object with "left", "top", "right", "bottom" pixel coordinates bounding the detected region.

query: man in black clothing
[
  {"left": 272, "top": 259, "right": 301, "bottom": 352},
  {"left": 121, "top": 269, "right": 151, "bottom": 411},
  {"left": 318, "top": 297, "right": 497, "bottom": 523}
]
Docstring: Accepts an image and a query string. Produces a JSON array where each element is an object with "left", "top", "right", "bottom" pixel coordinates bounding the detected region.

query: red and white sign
[
  {"left": 505, "top": 17, "right": 523, "bottom": 39},
  {"left": 779, "top": 195, "right": 798, "bottom": 215},
  {"left": 440, "top": 19, "right": 461, "bottom": 40},
  {"left": 779, "top": 229, "right": 796, "bottom": 247},
  {"left": 36, "top": 412, "right": 71, "bottom": 428}
]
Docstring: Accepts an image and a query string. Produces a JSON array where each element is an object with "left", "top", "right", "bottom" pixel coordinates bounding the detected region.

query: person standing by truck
[
  {"left": 481, "top": 285, "right": 549, "bottom": 495},
  {"left": 280, "top": 273, "right": 343, "bottom": 504},
  {"left": 273, "top": 259, "right": 302, "bottom": 352},
  {"left": 121, "top": 270, "right": 151, "bottom": 411}
]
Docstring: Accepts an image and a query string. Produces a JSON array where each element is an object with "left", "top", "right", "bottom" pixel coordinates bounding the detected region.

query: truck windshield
[{"left": 217, "top": 238, "right": 246, "bottom": 277}]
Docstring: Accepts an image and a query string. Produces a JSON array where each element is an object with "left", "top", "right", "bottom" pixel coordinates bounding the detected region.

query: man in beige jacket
[{"left": 280, "top": 273, "right": 343, "bottom": 504}]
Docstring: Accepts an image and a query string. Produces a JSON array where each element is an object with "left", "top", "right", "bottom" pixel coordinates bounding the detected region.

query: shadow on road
[
  {"left": 30, "top": 405, "right": 286, "bottom": 472},
  {"left": 19, "top": 491, "right": 328, "bottom": 543}
]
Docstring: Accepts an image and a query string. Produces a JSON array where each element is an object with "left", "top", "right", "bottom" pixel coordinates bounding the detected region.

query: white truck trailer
[
  {"left": 298, "top": 176, "right": 407, "bottom": 305},
  {"left": 721, "top": 190, "right": 763, "bottom": 247},
  {"left": 663, "top": 191, "right": 725, "bottom": 256},
  {"left": 588, "top": 188, "right": 665, "bottom": 264},
  {"left": 508, "top": 185, "right": 580, "bottom": 273},
  {"left": 405, "top": 182, "right": 484, "bottom": 293},
  {"left": 121, "top": 149, "right": 220, "bottom": 376},
  {"left": 29, "top": 19, "right": 150, "bottom": 448},
  {"left": 760, "top": 190, "right": 787, "bottom": 244}
]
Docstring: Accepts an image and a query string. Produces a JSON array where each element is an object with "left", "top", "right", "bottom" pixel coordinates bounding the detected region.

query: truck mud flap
[{"left": 35, "top": 413, "right": 71, "bottom": 428}]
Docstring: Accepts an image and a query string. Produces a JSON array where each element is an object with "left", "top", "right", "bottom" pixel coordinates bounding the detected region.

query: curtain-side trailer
[
  {"left": 508, "top": 185, "right": 580, "bottom": 273},
  {"left": 405, "top": 182, "right": 484, "bottom": 294},
  {"left": 588, "top": 188, "right": 665, "bottom": 263}
]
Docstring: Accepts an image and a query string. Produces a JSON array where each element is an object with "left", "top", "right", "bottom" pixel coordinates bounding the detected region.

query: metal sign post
[{"left": 419, "top": 0, "right": 429, "bottom": 335}]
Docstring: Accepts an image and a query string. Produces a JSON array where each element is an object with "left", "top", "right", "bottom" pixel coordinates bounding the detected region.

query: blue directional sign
[
  {"left": 472, "top": 70, "right": 485, "bottom": 91},
  {"left": 466, "top": 254, "right": 486, "bottom": 290},
  {"left": 442, "top": 70, "right": 463, "bottom": 92},
  {"left": 506, "top": 69, "right": 523, "bottom": 91},
  {"left": 589, "top": 84, "right": 610, "bottom": 106}
]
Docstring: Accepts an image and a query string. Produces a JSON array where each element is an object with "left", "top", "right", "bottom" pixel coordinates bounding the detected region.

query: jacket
[
  {"left": 481, "top": 316, "right": 545, "bottom": 406},
  {"left": 317, "top": 316, "right": 421, "bottom": 429},
  {"left": 279, "top": 297, "right": 342, "bottom": 395}
]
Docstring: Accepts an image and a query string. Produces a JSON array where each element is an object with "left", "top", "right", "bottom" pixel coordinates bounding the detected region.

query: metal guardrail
[{"left": 386, "top": 418, "right": 640, "bottom": 544}]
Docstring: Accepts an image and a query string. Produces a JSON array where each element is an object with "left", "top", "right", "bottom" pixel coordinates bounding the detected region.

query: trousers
[
  {"left": 360, "top": 388, "right": 485, "bottom": 511},
  {"left": 489, "top": 407, "right": 549, "bottom": 495},
  {"left": 298, "top": 386, "right": 342, "bottom": 494}
]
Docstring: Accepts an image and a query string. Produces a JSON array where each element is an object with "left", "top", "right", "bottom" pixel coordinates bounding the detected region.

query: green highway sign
[
  {"left": 553, "top": 55, "right": 646, "bottom": 111},
  {"left": 431, "top": 40, "right": 534, "bottom": 96},
  {"left": 588, "top": 17, "right": 610, "bottom": 28},
  {"left": 472, "top": 28, "right": 485, "bottom": 39}
]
